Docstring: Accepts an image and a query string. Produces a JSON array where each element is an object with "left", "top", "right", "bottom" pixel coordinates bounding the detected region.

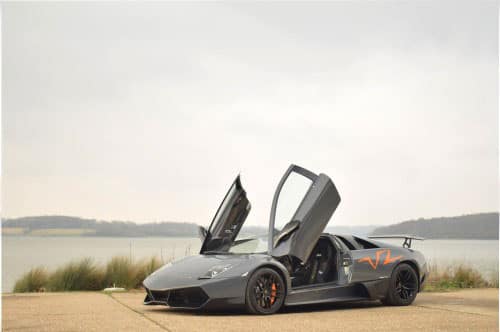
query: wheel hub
[{"left": 253, "top": 274, "right": 281, "bottom": 310}]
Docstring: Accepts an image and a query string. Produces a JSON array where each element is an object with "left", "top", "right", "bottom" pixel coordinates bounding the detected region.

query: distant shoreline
[
  {"left": 3, "top": 212, "right": 499, "bottom": 239},
  {"left": 2, "top": 232, "right": 199, "bottom": 238}
]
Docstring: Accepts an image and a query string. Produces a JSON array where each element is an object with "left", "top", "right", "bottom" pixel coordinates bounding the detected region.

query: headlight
[{"left": 199, "top": 264, "right": 233, "bottom": 279}]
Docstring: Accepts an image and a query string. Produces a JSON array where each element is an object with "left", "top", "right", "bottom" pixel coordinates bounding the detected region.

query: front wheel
[
  {"left": 383, "top": 263, "right": 419, "bottom": 306},
  {"left": 245, "top": 268, "right": 285, "bottom": 314}
]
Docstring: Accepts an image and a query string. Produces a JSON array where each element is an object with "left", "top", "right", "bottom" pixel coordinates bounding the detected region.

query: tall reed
[
  {"left": 424, "top": 263, "right": 496, "bottom": 291},
  {"left": 13, "top": 267, "right": 48, "bottom": 293},
  {"left": 47, "top": 258, "right": 104, "bottom": 291},
  {"left": 13, "top": 255, "right": 165, "bottom": 292}
]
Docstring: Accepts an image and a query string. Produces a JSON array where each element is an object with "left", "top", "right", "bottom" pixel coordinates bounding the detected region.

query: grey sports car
[{"left": 143, "top": 164, "right": 427, "bottom": 314}]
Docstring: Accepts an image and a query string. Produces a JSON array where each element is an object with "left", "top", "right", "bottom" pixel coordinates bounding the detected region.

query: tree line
[
  {"left": 2, "top": 215, "right": 199, "bottom": 237},
  {"left": 370, "top": 212, "right": 499, "bottom": 239}
]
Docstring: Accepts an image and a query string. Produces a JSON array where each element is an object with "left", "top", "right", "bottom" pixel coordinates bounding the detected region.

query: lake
[{"left": 2, "top": 236, "right": 498, "bottom": 292}]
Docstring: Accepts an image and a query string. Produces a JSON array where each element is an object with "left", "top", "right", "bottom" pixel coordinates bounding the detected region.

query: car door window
[{"left": 273, "top": 172, "right": 313, "bottom": 238}]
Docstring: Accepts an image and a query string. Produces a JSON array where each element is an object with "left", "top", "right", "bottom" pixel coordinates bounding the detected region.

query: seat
[
  {"left": 306, "top": 238, "right": 335, "bottom": 284},
  {"left": 315, "top": 241, "right": 334, "bottom": 283}
]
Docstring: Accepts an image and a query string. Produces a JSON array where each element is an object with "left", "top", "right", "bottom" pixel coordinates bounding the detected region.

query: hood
[{"left": 143, "top": 254, "right": 258, "bottom": 290}]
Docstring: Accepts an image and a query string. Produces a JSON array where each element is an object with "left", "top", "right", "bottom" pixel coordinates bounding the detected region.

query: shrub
[
  {"left": 47, "top": 258, "right": 104, "bottom": 291},
  {"left": 13, "top": 267, "right": 48, "bottom": 292},
  {"left": 424, "top": 264, "right": 494, "bottom": 291},
  {"left": 489, "top": 269, "right": 499, "bottom": 288},
  {"left": 11, "top": 255, "right": 166, "bottom": 292},
  {"left": 103, "top": 256, "right": 139, "bottom": 289}
]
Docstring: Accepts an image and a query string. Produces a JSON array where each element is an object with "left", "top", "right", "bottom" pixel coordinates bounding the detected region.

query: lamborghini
[{"left": 143, "top": 164, "right": 427, "bottom": 314}]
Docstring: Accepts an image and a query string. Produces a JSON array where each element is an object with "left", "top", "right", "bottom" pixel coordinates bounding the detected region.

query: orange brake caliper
[{"left": 270, "top": 283, "right": 277, "bottom": 305}]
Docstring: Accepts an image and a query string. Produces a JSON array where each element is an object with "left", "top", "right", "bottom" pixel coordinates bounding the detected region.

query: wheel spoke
[
  {"left": 405, "top": 281, "right": 415, "bottom": 290},
  {"left": 391, "top": 267, "right": 419, "bottom": 302},
  {"left": 250, "top": 271, "right": 285, "bottom": 312}
]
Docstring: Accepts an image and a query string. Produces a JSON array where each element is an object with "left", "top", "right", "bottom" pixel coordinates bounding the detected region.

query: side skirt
[
  {"left": 284, "top": 283, "right": 370, "bottom": 306},
  {"left": 361, "top": 278, "right": 391, "bottom": 300}
]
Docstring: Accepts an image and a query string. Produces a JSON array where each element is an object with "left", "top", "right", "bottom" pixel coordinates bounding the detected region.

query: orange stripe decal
[
  {"left": 357, "top": 250, "right": 403, "bottom": 270},
  {"left": 383, "top": 250, "right": 403, "bottom": 265}
]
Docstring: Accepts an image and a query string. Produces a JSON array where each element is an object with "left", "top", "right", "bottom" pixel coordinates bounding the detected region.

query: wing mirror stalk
[
  {"left": 273, "top": 220, "right": 300, "bottom": 247},
  {"left": 198, "top": 226, "right": 208, "bottom": 242}
]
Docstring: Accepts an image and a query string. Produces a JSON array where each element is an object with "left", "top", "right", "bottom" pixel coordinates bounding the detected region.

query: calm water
[{"left": 2, "top": 237, "right": 498, "bottom": 292}]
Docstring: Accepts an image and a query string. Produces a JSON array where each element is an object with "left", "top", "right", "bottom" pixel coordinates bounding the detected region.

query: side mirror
[
  {"left": 198, "top": 226, "right": 208, "bottom": 242},
  {"left": 273, "top": 220, "right": 300, "bottom": 247}
]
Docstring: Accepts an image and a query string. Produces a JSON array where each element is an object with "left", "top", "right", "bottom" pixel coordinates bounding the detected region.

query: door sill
[{"left": 291, "top": 281, "right": 341, "bottom": 292}]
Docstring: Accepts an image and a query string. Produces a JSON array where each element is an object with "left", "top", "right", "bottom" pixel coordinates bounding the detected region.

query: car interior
[{"left": 280, "top": 237, "right": 339, "bottom": 288}]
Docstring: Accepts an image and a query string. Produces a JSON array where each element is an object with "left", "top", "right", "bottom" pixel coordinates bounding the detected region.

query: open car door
[
  {"left": 200, "top": 176, "right": 251, "bottom": 254},
  {"left": 269, "top": 165, "right": 341, "bottom": 262}
]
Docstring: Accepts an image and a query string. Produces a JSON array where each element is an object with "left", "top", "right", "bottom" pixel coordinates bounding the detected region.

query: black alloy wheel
[
  {"left": 245, "top": 268, "right": 285, "bottom": 314},
  {"left": 383, "top": 263, "right": 419, "bottom": 306}
]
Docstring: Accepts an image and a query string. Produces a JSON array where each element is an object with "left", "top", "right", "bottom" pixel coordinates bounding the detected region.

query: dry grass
[
  {"left": 48, "top": 258, "right": 104, "bottom": 291},
  {"left": 424, "top": 264, "right": 498, "bottom": 292},
  {"left": 104, "top": 256, "right": 163, "bottom": 289},
  {"left": 104, "top": 256, "right": 139, "bottom": 289},
  {"left": 13, "top": 256, "right": 165, "bottom": 292},
  {"left": 13, "top": 267, "right": 48, "bottom": 292}
]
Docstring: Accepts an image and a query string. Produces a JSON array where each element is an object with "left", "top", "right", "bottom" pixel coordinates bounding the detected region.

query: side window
[
  {"left": 273, "top": 172, "right": 313, "bottom": 235},
  {"left": 353, "top": 237, "right": 378, "bottom": 249},
  {"left": 209, "top": 182, "right": 239, "bottom": 238},
  {"left": 332, "top": 237, "right": 349, "bottom": 252},
  {"left": 336, "top": 236, "right": 356, "bottom": 250}
]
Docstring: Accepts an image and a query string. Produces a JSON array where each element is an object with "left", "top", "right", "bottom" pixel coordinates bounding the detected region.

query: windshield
[
  {"left": 228, "top": 235, "right": 268, "bottom": 254},
  {"left": 204, "top": 226, "right": 268, "bottom": 255}
]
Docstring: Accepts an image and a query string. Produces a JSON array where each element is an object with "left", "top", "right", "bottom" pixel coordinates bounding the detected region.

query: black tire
[
  {"left": 245, "top": 268, "right": 285, "bottom": 314},
  {"left": 383, "top": 263, "right": 419, "bottom": 306}
]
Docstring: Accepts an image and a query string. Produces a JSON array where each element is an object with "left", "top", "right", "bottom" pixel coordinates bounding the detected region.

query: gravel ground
[{"left": 3, "top": 289, "right": 498, "bottom": 331}]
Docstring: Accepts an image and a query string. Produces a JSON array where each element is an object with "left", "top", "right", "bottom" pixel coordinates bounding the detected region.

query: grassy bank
[
  {"left": 423, "top": 264, "right": 498, "bottom": 292},
  {"left": 13, "top": 256, "right": 164, "bottom": 292}
]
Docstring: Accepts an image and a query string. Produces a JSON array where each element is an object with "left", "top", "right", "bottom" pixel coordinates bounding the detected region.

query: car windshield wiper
[{"left": 203, "top": 250, "right": 232, "bottom": 255}]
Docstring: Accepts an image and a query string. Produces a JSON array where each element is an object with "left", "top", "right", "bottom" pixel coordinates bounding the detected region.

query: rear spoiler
[{"left": 368, "top": 235, "right": 424, "bottom": 248}]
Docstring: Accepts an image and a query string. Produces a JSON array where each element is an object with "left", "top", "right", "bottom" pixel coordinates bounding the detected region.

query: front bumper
[
  {"left": 143, "top": 275, "right": 248, "bottom": 310},
  {"left": 144, "top": 287, "right": 209, "bottom": 308}
]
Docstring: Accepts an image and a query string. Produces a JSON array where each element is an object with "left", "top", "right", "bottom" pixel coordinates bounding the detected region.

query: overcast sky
[{"left": 2, "top": 2, "right": 498, "bottom": 227}]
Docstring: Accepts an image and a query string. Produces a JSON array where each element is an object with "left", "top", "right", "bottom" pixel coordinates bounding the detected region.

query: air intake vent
[
  {"left": 167, "top": 287, "right": 209, "bottom": 308},
  {"left": 149, "top": 289, "right": 169, "bottom": 303}
]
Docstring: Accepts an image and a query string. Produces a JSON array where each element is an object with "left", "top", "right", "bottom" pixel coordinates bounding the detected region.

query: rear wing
[{"left": 368, "top": 235, "right": 424, "bottom": 248}]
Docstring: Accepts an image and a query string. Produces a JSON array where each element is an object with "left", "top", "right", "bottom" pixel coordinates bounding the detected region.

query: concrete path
[{"left": 3, "top": 289, "right": 498, "bottom": 331}]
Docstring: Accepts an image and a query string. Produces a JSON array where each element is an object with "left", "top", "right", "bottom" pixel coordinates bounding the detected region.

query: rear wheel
[
  {"left": 245, "top": 268, "right": 285, "bottom": 314},
  {"left": 383, "top": 263, "right": 418, "bottom": 306}
]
